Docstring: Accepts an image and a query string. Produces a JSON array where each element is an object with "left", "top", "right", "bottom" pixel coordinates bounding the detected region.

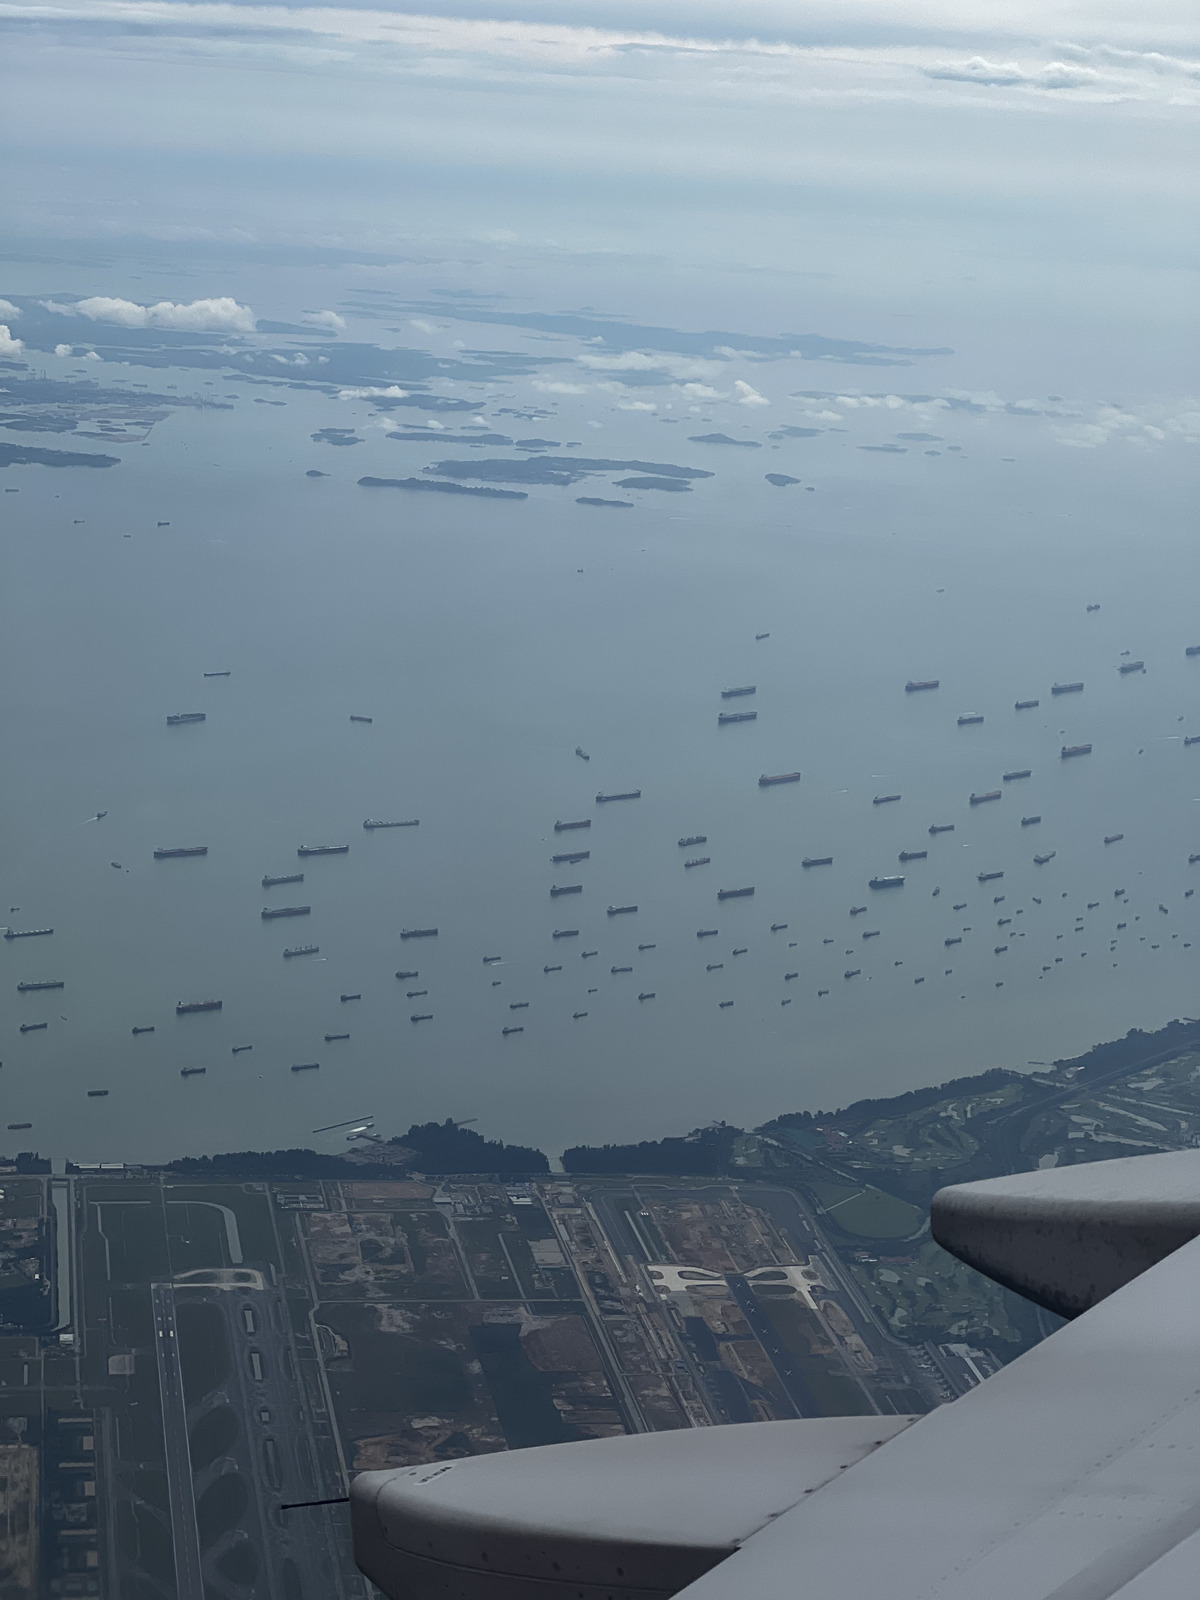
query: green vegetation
[{"left": 803, "top": 1180, "right": 925, "bottom": 1240}]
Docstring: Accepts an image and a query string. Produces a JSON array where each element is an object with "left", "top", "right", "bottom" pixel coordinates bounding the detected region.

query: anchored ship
[
  {"left": 166, "top": 712, "right": 206, "bottom": 725},
  {"left": 1052, "top": 682, "right": 1084, "bottom": 695},
  {"left": 684, "top": 857, "right": 710, "bottom": 868},
  {"left": 679, "top": 835, "right": 708, "bottom": 847},
  {"left": 1061, "top": 744, "right": 1092, "bottom": 758},
  {"left": 180, "top": 1067, "right": 206, "bottom": 1077},
  {"left": 553, "top": 851, "right": 589, "bottom": 864},
  {"left": 1034, "top": 853, "right": 1057, "bottom": 865},
  {"left": 17, "top": 980, "right": 63, "bottom": 992},
  {"left": 154, "top": 846, "right": 207, "bottom": 859},
  {"left": 596, "top": 791, "right": 640, "bottom": 803},
  {"left": 874, "top": 794, "right": 901, "bottom": 805},
  {"left": 400, "top": 928, "right": 438, "bottom": 939},
  {"left": 978, "top": 871, "right": 1004, "bottom": 883},
  {"left": 1003, "top": 770, "right": 1032, "bottom": 782},
  {"left": 1104, "top": 834, "right": 1124, "bottom": 845},
  {"left": 350, "top": 714, "right": 373, "bottom": 723},
  {"left": 555, "top": 819, "right": 591, "bottom": 831},
  {"left": 363, "top": 819, "right": 418, "bottom": 829},
  {"left": 957, "top": 714, "right": 984, "bottom": 726},
  {"left": 1015, "top": 699, "right": 1039, "bottom": 710},
  {"left": 718, "top": 887, "right": 754, "bottom": 900},
  {"left": 551, "top": 885, "right": 582, "bottom": 897},
  {"left": 899, "top": 850, "right": 927, "bottom": 862},
  {"left": 4, "top": 928, "right": 52, "bottom": 940},
  {"left": 1022, "top": 815, "right": 1042, "bottom": 826},
  {"left": 298, "top": 844, "right": 349, "bottom": 856},
  {"left": 802, "top": 856, "right": 832, "bottom": 868},
  {"left": 869, "top": 876, "right": 904, "bottom": 889},
  {"left": 263, "top": 874, "right": 303, "bottom": 888},
  {"left": 553, "top": 929, "right": 579, "bottom": 939},
  {"left": 970, "top": 791, "right": 1002, "bottom": 805},
  {"left": 1118, "top": 662, "right": 1144, "bottom": 674},
  {"left": 177, "top": 999, "right": 222, "bottom": 1013},
  {"left": 759, "top": 773, "right": 800, "bottom": 787},
  {"left": 722, "top": 686, "right": 756, "bottom": 698},
  {"left": 905, "top": 680, "right": 939, "bottom": 692},
  {"left": 607, "top": 905, "right": 637, "bottom": 916},
  {"left": 283, "top": 946, "right": 319, "bottom": 958},
  {"left": 719, "top": 711, "right": 757, "bottom": 724},
  {"left": 929, "top": 824, "right": 955, "bottom": 835},
  {"left": 291, "top": 1062, "right": 320, "bottom": 1072},
  {"left": 262, "top": 906, "right": 311, "bottom": 919}
]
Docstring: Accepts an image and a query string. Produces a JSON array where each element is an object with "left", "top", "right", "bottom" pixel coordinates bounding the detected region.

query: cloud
[
  {"left": 54, "top": 343, "right": 73, "bottom": 357},
  {"left": 43, "top": 296, "right": 257, "bottom": 333},
  {"left": 533, "top": 380, "right": 590, "bottom": 394},
  {"left": 0, "top": 326, "right": 24, "bottom": 358},
  {"left": 338, "top": 385, "right": 409, "bottom": 399},
  {"left": 408, "top": 318, "right": 442, "bottom": 334},
  {"left": 578, "top": 350, "right": 725, "bottom": 382},
  {"left": 734, "top": 380, "right": 769, "bottom": 406},
  {"left": 618, "top": 400, "right": 658, "bottom": 411},
  {"left": 303, "top": 309, "right": 346, "bottom": 332},
  {"left": 925, "top": 56, "right": 1100, "bottom": 90},
  {"left": 0, "top": 300, "right": 19, "bottom": 319},
  {"left": 1053, "top": 403, "right": 1200, "bottom": 449}
]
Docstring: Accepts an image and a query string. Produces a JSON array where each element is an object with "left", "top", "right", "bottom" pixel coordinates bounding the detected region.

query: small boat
[
  {"left": 509, "top": 1002, "right": 529, "bottom": 1010},
  {"left": 905, "top": 680, "right": 939, "bottom": 692},
  {"left": 718, "top": 712, "right": 756, "bottom": 724},
  {"left": 88, "top": 1089, "right": 109, "bottom": 1097},
  {"left": 231, "top": 1045, "right": 252, "bottom": 1054},
  {"left": 502, "top": 1026, "right": 524, "bottom": 1036},
  {"left": 679, "top": 836, "right": 707, "bottom": 848},
  {"left": 862, "top": 930, "right": 880, "bottom": 940},
  {"left": 1003, "top": 770, "right": 1032, "bottom": 782},
  {"left": 1022, "top": 815, "right": 1042, "bottom": 826},
  {"left": 93, "top": 811, "right": 108, "bottom": 820},
  {"left": 844, "top": 969, "right": 861, "bottom": 979},
  {"left": 544, "top": 965, "right": 563, "bottom": 974},
  {"left": 555, "top": 819, "right": 591, "bottom": 831},
  {"left": 298, "top": 844, "right": 349, "bottom": 856},
  {"left": 607, "top": 905, "right": 637, "bottom": 916},
  {"left": 324, "top": 1033, "right": 350, "bottom": 1042},
  {"left": 696, "top": 929, "right": 719, "bottom": 938},
  {"left": 410, "top": 1015, "right": 433, "bottom": 1023},
  {"left": 717, "top": 887, "right": 754, "bottom": 899},
  {"left": 755, "top": 632, "right": 770, "bottom": 640},
  {"left": 957, "top": 714, "right": 984, "bottom": 726},
  {"left": 203, "top": 671, "right": 230, "bottom": 678},
  {"left": 407, "top": 990, "right": 427, "bottom": 998},
  {"left": 20, "top": 1022, "right": 48, "bottom": 1033},
  {"left": 1104, "top": 834, "right": 1124, "bottom": 845},
  {"left": 771, "top": 923, "right": 788, "bottom": 932},
  {"left": 166, "top": 712, "right": 206, "bottom": 725},
  {"left": 1087, "top": 604, "right": 1100, "bottom": 612},
  {"left": 350, "top": 714, "right": 373, "bottom": 723},
  {"left": 1118, "top": 662, "right": 1144, "bottom": 674},
  {"left": 784, "top": 972, "right": 798, "bottom": 981},
  {"left": 638, "top": 992, "right": 656, "bottom": 1001},
  {"left": 181, "top": 1067, "right": 206, "bottom": 1077},
  {"left": 978, "top": 871, "right": 1004, "bottom": 883},
  {"left": 283, "top": 946, "right": 319, "bottom": 958},
  {"left": 945, "top": 937, "right": 962, "bottom": 947},
  {"left": 611, "top": 966, "right": 632, "bottom": 974},
  {"left": 292, "top": 1061, "right": 321, "bottom": 1071},
  {"left": 759, "top": 773, "right": 801, "bottom": 787},
  {"left": 1187, "top": 646, "right": 1200, "bottom": 658},
  {"left": 17, "top": 981, "right": 63, "bottom": 992},
  {"left": 639, "top": 943, "right": 656, "bottom": 951},
  {"left": 575, "top": 746, "right": 590, "bottom": 760},
  {"left": 1034, "top": 853, "right": 1056, "bottom": 865},
  {"left": 684, "top": 857, "right": 710, "bottom": 868},
  {"left": 551, "top": 884, "right": 583, "bottom": 897},
  {"left": 553, "top": 929, "right": 580, "bottom": 939},
  {"left": 262, "top": 906, "right": 310, "bottom": 919},
  {"left": 176, "top": 1000, "right": 222, "bottom": 1013},
  {"left": 573, "top": 1012, "right": 588, "bottom": 1019},
  {"left": 869, "top": 876, "right": 904, "bottom": 889},
  {"left": 552, "top": 851, "right": 589, "bottom": 864},
  {"left": 707, "top": 963, "right": 723, "bottom": 971},
  {"left": 970, "top": 791, "right": 1001, "bottom": 805},
  {"left": 722, "top": 686, "right": 756, "bottom": 699},
  {"left": 400, "top": 928, "right": 438, "bottom": 939},
  {"left": 596, "top": 791, "right": 641, "bottom": 803},
  {"left": 994, "top": 946, "right": 1008, "bottom": 955},
  {"left": 929, "top": 824, "right": 955, "bottom": 835},
  {"left": 850, "top": 905, "right": 867, "bottom": 915},
  {"left": 719, "top": 1000, "right": 734, "bottom": 1008},
  {"left": 395, "top": 970, "right": 419, "bottom": 980},
  {"left": 802, "top": 857, "right": 832, "bottom": 868},
  {"left": 1061, "top": 744, "right": 1092, "bottom": 758},
  {"left": 6, "top": 1122, "right": 31, "bottom": 1131},
  {"left": 899, "top": 851, "right": 927, "bottom": 863},
  {"left": 363, "top": 819, "right": 418, "bottom": 830},
  {"left": 263, "top": 873, "right": 303, "bottom": 888},
  {"left": 1051, "top": 682, "right": 1084, "bottom": 695},
  {"left": 1015, "top": 699, "right": 1039, "bottom": 711},
  {"left": 873, "top": 795, "right": 901, "bottom": 805},
  {"left": 482, "top": 957, "right": 501, "bottom": 965},
  {"left": 132, "top": 1026, "right": 155, "bottom": 1035}
]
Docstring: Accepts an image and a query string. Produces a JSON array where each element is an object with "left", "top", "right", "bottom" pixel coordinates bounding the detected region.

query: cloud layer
[{"left": 44, "top": 296, "right": 257, "bottom": 333}]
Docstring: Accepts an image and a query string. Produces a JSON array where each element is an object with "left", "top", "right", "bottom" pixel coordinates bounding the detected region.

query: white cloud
[
  {"left": 0, "top": 325, "right": 24, "bottom": 358},
  {"left": 586, "top": 419, "right": 604, "bottom": 429},
  {"left": 408, "top": 318, "right": 442, "bottom": 334},
  {"left": 54, "top": 343, "right": 73, "bottom": 357},
  {"left": 578, "top": 350, "right": 725, "bottom": 382},
  {"left": 680, "top": 382, "right": 720, "bottom": 399},
  {"left": 925, "top": 56, "right": 1101, "bottom": 90},
  {"left": 0, "top": 299, "right": 19, "bottom": 319},
  {"left": 734, "top": 380, "right": 769, "bottom": 406},
  {"left": 84, "top": 350, "right": 101, "bottom": 360},
  {"left": 1053, "top": 402, "right": 1200, "bottom": 449},
  {"left": 619, "top": 400, "right": 658, "bottom": 411},
  {"left": 303, "top": 309, "right": 346, "bottom": 332},
  {"left": 43, "top": 295, "right": 257, "bottom": 333},
  {"left": 533, "top": 379, "right": 590, "bottom": 394},
  {"left": 337, "top": 384, "right": 409, "bottom": 399}
]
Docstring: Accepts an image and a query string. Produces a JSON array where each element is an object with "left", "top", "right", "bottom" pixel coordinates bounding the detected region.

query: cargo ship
[
  {"left": 1052, "top": 682, "right": 1084, "bottom": 695},
  {"left": 553, "top": 851, "right": 589, "bottom": 864},
  {"left": 596, "top": 791, "right": 641, "bottom": 803},
  {"left": 957, "top": 714, "right": 984, "bottom": 726},
  {"left": 132, "top": 1026, "right": 154, "bottom": 1035},
  {"left": 167, "top": 712, "right": 206, "bottom": 725},
  {"left": 718, "top": 712, "right": 756, "bottom": 724},
  {"left": 970, "top": 792, "right": 1002, "bottom": 805},
  {"left": 869, "top": 876, "right": 904, "bottom": 889},
  {"left": 679, "top": 835, "right": 707, "bottom": 847},
  {"left": 1034, "top": 853, "right": 1056, "bottom": 865},
  {"left": 899, "top": 850, "right": 928, "bottom": 862},
  {"left": 363, "top": 819, "right": 418, "bottom": 829},
  {"left": 722, "top": 686, "right": 756, "bottom": 698},
  {"left": 1015, "top": 699, "right": 1039, "bottom": 710},
  {"left": 607, "top": 905, "right": 637, "bottom": 916},
  {"left": 697, "top": 928, "right": 718, "bottom": 938},
  {"left": 341, "top": 993, "right": 361, "bottom": 1002},
  {"left": 844, "top": 969, "right": 861, "bottom": 979},
  {"left": 1061, "top": 744, "right": 1092, "bottom": 758},
  {"left": 1003, "top": 770, "right": 1032, "bottom": 782},
  {"left": 1186, "top": 737, "right": 1200, "bottom": 748},
  {"left": 401, "top": 928, "right": 438, "bottom": 939},
  {"left": 1104, "top": 834, "right": 1124, "bottom": 845},
  {"left": 4, "top": 928, "right": 52, "bottom": 940},
  {"left": 905, "top": 680, "right": 939, "bottom": 692},
  {"left": 324, "top": 1032, "right": 350, "bottom": 1042},
  {"left": 873, "top": 794, "right": 901, "bottom": 805},
  {"left": 1118, "top": 661, "right": 1145, "bottom": 674},
  {"left": 576, "top": 747, "right": 590, "bottom": 760},
  {"left": 88, "top": 1089, "right": 108, "bottom": 1097},
  {"left": 396, "top": 970, "right": 419, "bottom": 979},
  {"left": 177, "top": 1000, "right": 222, "bottom": 1014},
  {"left": 298, "top": 844, "right": 349, "bottom": 856},
  {"left": 502, "top": 1026, "right": 523, "bottom": 1036},
  {"left": 802, "top": 856, "right": 833, "bottom": 868},
  {"left": 978, "top": 871, "right": 1004, "bottom": 883},
  {"left": 20, "top": 1022, "right": 47, "bottom": 1033},
  {"left": 350, "top": 714, "right": 373, "bottom": 723},
  {"left": 555, "top": 819, "right": 591, "bottom": 831},
  {"left": 154, "top": 846, "right": 207, "bottom": 859},
  {"left": 181, "top": 1067, "right": 206, "bottom": 1077},
  {"left": 553, "top": 929, "right": 579, "bottom": 939},
  {"left": 718, "top": 887, "right": 754, "bottom": 900},
  {"left": 1087, "top": 604, "right": 1100, "bottom": 612},
  {"left": 929, "top": 824, "right": 955, "bottom": 835},
  {"left": 770, "top": 922, "right": 788, "bottom": 932},
  {"left": 231, "top": 1045, "right": 252, "bottom": 1054},
  {"left": 283, "top": 945, "right": 318, "bottom": 958},
  {"left": 411, "top": 1014, "right": 433, "bottom": 1023},
  {"left": 945, "top": 937, "right": 962, "bottom": 947},
  {"left": 6, "top": 1123, "right": 31, "bottom": 1131},
  {"left": 1022, "top": 815, "right": 1042, "bottom": 826},
  {"left": 862, "top": 929, "right": 880, "bottom": 939},
  {"left": 262, "top": 906, "right": 311, "bottom": 919},
  {"left": 17, "top": 980, "right": 63, "bottom": 992},
  {"left": 291, "top": 1062, "right": 320, "bottom": 1072},
  {"left": 203, "top": 671, "right": 231, "bottom": 678},
  {"left": 639, "top": 943, "right": 656, "bottom": 951},
  {"left": 1188, "top": 646, "right": 1200, "bottom": 658},
  {"left": 639, "top": 992, "right": 656, "bottom": 1001},
  {"left": 759, "top": 773, "right": 800, "bottom": 787},
  {"left": 263, "top": 873, "right": 303, "bottom": 888},
  {"left": 684, "top": 857, "right": 710, "bottom": 868},
  {"left": 611, "top": 965, "right": 632, "bottom": 974},
  {"left": 551, "top": 884, "right": 582, "bottom": 897}
]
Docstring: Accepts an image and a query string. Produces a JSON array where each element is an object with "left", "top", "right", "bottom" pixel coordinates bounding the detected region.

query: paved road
[{"left": 150, "top": 1282, "right": 205, "bottom": 1600}]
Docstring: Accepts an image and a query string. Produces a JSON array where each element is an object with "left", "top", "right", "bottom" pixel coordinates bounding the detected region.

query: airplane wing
[{"left": 352, "top": 1149, "right": 1200, "bottom": 1599}]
